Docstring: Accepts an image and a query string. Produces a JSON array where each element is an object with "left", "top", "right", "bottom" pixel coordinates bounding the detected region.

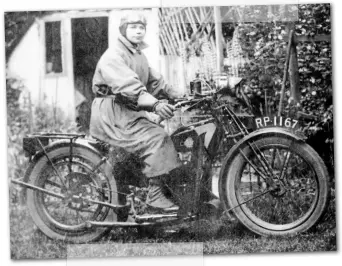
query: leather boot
[{"left": 146, "top": 176, "right": 179, "bottom": 211}]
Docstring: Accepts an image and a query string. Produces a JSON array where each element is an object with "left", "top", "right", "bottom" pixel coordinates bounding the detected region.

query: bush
[{"left": 7, "top": 78, "right": 79, "bottom": 205}]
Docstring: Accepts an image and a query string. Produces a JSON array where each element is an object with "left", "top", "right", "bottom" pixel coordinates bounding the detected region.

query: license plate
[{"left": 254, "top": 116, "right": 299, "bottom": 129}]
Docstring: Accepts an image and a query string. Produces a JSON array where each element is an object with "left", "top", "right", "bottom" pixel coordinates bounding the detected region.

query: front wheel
[{"left": 220, "top": 136, "right": 329, "bottom": 236}]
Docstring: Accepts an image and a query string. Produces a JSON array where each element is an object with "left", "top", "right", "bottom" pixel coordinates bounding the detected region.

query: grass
[
  {"left": 9, "top": 204, "right": 67, "bottom": 259},
  {"left": 9, "top": 197, "right": 336, "bottom": 260}
]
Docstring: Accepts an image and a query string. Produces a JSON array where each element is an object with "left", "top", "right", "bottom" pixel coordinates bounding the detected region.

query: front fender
[{"left": 243, "top": 127, "right": 304, "bottom": 143}]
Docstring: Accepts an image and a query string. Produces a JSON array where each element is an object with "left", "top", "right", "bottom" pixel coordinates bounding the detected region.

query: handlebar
[
  {"left": 154, "top": 96, "right": 211, "bottom": 124},
  {"left": 296, "top": 111, "right": 319, "bottom": 121},
  {"left": 172, "top": 96, "right": 211, "bottom": 107}
]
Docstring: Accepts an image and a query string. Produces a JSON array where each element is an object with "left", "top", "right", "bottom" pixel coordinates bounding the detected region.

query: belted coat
[{"left": 89, "top": 35, "right": 181, "bottom": 177}]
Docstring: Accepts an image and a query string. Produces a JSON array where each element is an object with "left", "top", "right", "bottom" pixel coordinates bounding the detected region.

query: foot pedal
[
  {"left": 146, "top": 205, "right": 179, "bottom": 214},
  {"left": 135, "top": 213, "right": 178, "bottom": 223}
]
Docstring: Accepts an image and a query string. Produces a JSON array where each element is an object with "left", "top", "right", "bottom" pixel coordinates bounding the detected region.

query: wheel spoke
[
  {"left": 232, "top": 188, "right": 274, "bottom": 212},
  {"left": 270, "top": 148, "right": 278, "bottom": 168},
  {"left": 68, "top": 151, "right": 73, "bottom": 174},
  {"left": 248, "top": 142, "right": 276, "bottom": 179},
  {"left": 37, "top": 139, "right": 67, "bottom": 189},
  {"left": 249, "top": 164, "right": 253, "bottom": 193},
  {"left": 238, "top": 148, "right": 269, "bottom": 183},
  {"left": 283, "top": 156, "right": 306, "bottom": 176},
  {"left": 45, "top": 179, "right": 62, "bottom": 189},
  {"left": 76, "top": 210, "right": 81, "bottom": 224},
  {"left": 279, "top": 151, "right": 293, "bottom": 180},
  {"left": 272, "top": 199, "right": 279, "bottom": 220}
]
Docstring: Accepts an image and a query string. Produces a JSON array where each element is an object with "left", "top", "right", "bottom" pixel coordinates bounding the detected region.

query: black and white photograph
[{"left": 3, "top": 0, "right": 337, "bottom": 263}]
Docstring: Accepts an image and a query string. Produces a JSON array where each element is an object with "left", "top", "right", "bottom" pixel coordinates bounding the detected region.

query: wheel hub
[
  {"left": 63, "top": 172, "right": 96, "bottom": 211},
  {"left": 270, "top": 179, "right": 287, "bottom": 197}
]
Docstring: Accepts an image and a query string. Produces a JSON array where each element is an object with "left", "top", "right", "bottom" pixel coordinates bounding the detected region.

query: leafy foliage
[
  {"left": 237, "top": 23, "right": 287, "bottom": 116},
  {"left": 232, "top": 4, "right": 333, "bottom": 171},
  {"left": 7, "top": 78, "right": 31, "bottom": 203}
]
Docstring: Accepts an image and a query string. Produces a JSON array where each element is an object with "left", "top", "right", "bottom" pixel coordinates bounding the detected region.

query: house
[
  {"left": 7, "top": 7, "right": 251, "bottom": 131},
  {"left": 7, "top": 8, "right": 161, "bottom": 125}
]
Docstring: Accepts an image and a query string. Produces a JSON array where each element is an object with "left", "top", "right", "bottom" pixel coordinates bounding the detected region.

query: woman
[{"left": 90, "top": 11, "right": 181, "bottom": 211}]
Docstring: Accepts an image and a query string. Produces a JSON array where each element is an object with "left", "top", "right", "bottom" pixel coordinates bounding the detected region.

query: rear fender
[{"left": 30, "top": 138, "right": 105, "bottom": 163}]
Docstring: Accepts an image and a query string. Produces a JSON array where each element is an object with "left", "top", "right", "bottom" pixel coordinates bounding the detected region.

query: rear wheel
[
  {"left": 26, "top": 144, "right": 118, "bottom": 243},
  {"left": 220, "top": 136, "right": 329, "bottom": 236}
]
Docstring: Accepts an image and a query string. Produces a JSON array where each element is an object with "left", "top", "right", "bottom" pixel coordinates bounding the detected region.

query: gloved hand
[{"left": 154, "top": 102, "right": 175, "bottom": 119}]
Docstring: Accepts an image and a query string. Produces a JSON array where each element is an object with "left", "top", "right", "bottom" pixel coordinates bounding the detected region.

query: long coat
[{"left": 90, "top": 35, "right": 181, "bottom": 178}]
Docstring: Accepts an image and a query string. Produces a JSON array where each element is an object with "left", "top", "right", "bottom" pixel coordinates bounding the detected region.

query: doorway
[{"left": 71, "top": 16, "right": 108, "bottom": 132}]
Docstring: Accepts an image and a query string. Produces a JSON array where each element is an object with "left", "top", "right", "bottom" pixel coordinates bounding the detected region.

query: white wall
[
  {"left": 7, "top": 17, "right": 76, "bottom": 121},
  {"left": 7, "top": 21, "right": 41, "bottom": 107}
]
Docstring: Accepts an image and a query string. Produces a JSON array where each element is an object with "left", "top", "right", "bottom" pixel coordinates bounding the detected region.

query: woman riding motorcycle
[{"left": 90, "top": 11, "right": 181, "bottom": 212}]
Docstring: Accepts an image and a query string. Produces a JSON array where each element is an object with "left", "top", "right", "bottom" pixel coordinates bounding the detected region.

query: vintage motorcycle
[{"left": 12, "top": 80, "right": 330, "bottom": 243}]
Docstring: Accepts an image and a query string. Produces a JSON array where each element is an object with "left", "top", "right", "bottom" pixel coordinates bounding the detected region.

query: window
[{"left": 45, "top": 21, "right": 63, "bottom": 74}]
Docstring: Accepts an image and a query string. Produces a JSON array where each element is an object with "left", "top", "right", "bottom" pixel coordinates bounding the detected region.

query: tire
[
  {"left": 220, "top": 136, "right": 329, "bottom": 236},
  {"left": 26, "top": 144, "right": 118, "bottom": 243}
]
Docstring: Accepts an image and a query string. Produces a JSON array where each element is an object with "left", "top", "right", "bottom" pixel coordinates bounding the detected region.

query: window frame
[{"left": 43, "top": 19, "right": 66, "bottom": 78}]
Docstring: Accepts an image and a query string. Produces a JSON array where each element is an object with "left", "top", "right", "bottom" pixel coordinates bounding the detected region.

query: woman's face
[{"left": 125, "top": 23, "right": 146, "bottom": 44}]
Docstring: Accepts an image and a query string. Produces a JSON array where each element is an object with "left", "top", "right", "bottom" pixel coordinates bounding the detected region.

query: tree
[
  {"left": 231, "top": 3, "right": 333, "bottom": 171},
  {"left": 5, "top": 11, "right": 56, "bottom": 62}
]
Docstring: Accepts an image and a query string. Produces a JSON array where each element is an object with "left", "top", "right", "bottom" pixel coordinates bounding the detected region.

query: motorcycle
[{"left": 12, "top": 81, "right": 330, "bottom": 243}]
